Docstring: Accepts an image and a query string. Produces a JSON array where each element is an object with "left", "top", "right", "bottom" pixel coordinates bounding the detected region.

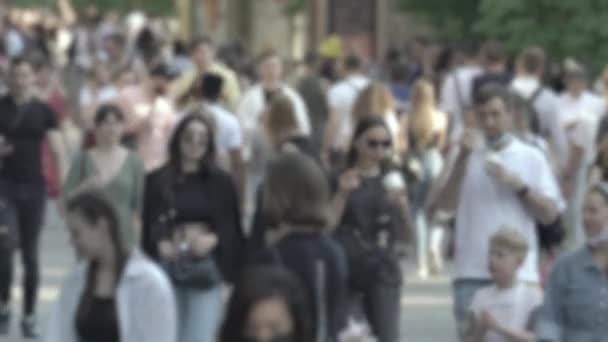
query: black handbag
[
  {"left": 162, "top": 250, "right": 222, "bottom": 289},
  {"left": 154, "top": 181, "right": 222, "bottom": 290}
]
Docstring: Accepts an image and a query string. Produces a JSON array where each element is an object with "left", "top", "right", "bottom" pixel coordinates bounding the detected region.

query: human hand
[
  {"left": 480, "top": 310, "right": 500, "bottom": 331},
  {"left": 191, "top": 231, "right": 218, "bottom": 257},
  {"left": 485, "top": 159, "right": 525, "bottom": 192},
  {"left": 159, "top": 240, "right": 176, "bottom": 260},
  {"left": 338, "top": 169, "right": 360, "bottom": 195},
  {"left": 460, "top": 128, "right": 480, "bottom": 155}
]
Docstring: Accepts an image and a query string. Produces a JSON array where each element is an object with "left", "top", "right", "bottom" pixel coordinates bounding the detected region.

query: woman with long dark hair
[
  {"left": 143, "top": 113, "right": 244, "bottom": 342},
  {"left": 221, "top": 266, "right": 313, "bottom": 342},
  {"left": 45, "top": 191, "right": 176, "bottom": 342},
  {"left": 331, "top": 116, "right": 413, "bottom": 342},
  {"left": 63, "top": 104, "right": 145, "bottom": 247}
]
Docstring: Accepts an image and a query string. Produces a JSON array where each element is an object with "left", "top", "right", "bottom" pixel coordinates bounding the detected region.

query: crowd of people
[{"left": 1, "top": 5, "right": 608, "bottom": 342}]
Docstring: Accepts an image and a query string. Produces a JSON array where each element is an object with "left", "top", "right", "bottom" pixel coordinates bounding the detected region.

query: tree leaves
[{"left": 398, "top": 0, "right": 608, "bottom": 70}]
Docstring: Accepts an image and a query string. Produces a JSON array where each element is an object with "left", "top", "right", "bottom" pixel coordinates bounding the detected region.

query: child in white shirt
[{"left": 465, "top": 228, "right": 543, "bottom": 342}]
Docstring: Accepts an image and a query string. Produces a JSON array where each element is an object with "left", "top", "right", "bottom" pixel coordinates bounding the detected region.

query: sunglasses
[
  {"left": 181, "top": 133, "right": 208, "bottom": 145},
  {"left": 367, "top": 139, "right": 392, "bottom": 149}
]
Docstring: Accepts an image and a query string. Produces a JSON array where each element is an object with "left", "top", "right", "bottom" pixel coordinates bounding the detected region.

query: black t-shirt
[
  {"left": 333, "top": 173, "right": 403, "bottom": 245},
  {"left": 76, "top": 295, "right": 120, "bottom": 342},
  {"left": 0, "top": 95, "right": 58, "bottom": 184}
]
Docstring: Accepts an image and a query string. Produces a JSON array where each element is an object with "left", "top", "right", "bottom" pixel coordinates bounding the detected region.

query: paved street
[{"left": 0, "top": 201, "right": 456, "bottom": 341}]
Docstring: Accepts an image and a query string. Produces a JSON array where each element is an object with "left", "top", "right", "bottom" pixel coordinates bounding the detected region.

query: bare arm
[
  {"left": 492, "top": 322, "right": 535, "bottom": 342},
  {"left": 433, "top": 150, "right": 469, "bottom": 212},
  {"left": 229, "top": 148, "right": 246, "bottom": 212},
  {"left": 47, "top": 130, "right": 68, "bottom": 189},
  {"left": 520, "top": 188, "right": 560, "bottom": 226},
  {"left": 322, "top": 109, "right": 340, "bottom": 165},
  {"left": 464, "top": 312, "right": 486, "bottom": 342}
]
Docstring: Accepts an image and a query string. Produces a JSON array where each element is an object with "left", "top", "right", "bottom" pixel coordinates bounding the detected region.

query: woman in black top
[
  {"left": 251, "top": 152, "right": 348, "bottom": 342},
  {"left": 331, "top": 116, "right": 413, "bottom": 342},
  {"left": 142, "top": 113, "right": 244, "bottom": 342}
]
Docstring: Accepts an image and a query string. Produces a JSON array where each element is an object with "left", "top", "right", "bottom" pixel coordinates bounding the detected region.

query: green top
[{"left": 63, "top": 150, "right": 145, "bottom": 247}]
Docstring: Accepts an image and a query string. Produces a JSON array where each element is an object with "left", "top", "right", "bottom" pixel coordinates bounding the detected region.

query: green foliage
[
  {"left": 475, "top": 0, "right": 608, "bottom": 70},
  {"left": 283, "top": 0, "right": 307, "bottom": 17},
  {"left": 11, "top": 0, "right": 175, "bottom": 16},
  {"left": 398, "top": 0, "right": 608, "bottom": 70},
  {"left": 397, "top": 0, "right": 482, "bottom": 40}
]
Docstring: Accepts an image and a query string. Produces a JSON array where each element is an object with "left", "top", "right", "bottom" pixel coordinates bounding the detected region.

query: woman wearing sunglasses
[
  {"left": 142, "top": 113, "right": 244, "bottom": 342},
  {"left": 330, "top": 116, "right": 413, "bottom": 342}
]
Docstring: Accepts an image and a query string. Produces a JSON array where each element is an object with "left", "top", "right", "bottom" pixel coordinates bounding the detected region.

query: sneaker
[
  {"left": 0, "top": 304, "right": 10, "bottom": 336},
  {"left": 21, "top": 315, "right": 38, "bottom": 339}
]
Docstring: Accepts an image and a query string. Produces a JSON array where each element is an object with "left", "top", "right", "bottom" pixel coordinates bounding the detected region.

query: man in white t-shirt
[
  {"left": 440, "top": 43, "right": 483, "bottom": 142},
  {"left": 323, "top": 55, "right": 369, "bottom": 165},
  {"left": 436, "top": 84, "right": 564, "bottom": 339},
  {"left": 199, "top": 73, "right": 245, "bottom": 203}
]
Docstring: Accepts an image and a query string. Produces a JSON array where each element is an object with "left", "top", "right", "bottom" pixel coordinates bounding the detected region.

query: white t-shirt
[
  {"left": 328, "top": 75, "right": 370, "bottom": 150},
  {"left": 454, "top": 138, "right": 564, "bottom": 283},
  {"left": 470, "top": 283, "right": 542, "bottom": 342},
  {"left": 554, "top": 91, "right": 606, "bottom": 168},
  {"left": 440, "top": 65, "right": 483, "bottom": 141},
  {"left": 510, "top": 76, "right": 559, "bottom": 139}
]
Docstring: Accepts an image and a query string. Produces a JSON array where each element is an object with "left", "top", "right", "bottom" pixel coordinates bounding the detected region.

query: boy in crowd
[{"left": 465, "top": 228, "right": 542, "bottom": 342}]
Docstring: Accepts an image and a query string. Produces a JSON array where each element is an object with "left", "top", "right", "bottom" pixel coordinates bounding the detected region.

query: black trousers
[{"left": 0, "top": 181, "right": 46, "bottom": 316}]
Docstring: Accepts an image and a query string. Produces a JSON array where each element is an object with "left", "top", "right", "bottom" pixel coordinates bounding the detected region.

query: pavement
[{"left": 0, "top": 200, "right": 457, "bottom": 342}]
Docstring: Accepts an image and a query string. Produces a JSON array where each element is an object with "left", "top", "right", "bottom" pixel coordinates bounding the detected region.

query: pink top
[{"left": 118, "top": 86, "right": 177, "bottom": 172}]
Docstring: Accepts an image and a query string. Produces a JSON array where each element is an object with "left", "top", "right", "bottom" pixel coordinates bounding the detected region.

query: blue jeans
[
  {"left": 0, "top": 181, "right": 46, "bottom": 316},
  {"left": 175, "top": 285, "right": 224, "bottom": 342},
  {"left": 453, "top": 279, "right": 493, "bottom": 340}
]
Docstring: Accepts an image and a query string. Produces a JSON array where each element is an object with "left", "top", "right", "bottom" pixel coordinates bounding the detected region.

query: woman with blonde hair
[
  {"left": 402, "top": 78, "right": 448, "bottom": 278},
  {"left": 351, "top": 82, "right": 401, "bottom": 151}
]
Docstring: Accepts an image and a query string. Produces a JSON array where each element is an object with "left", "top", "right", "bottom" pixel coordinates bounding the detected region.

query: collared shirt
[
  {"left": 454, "top": 138, "right": 565, "bottom": 283},
  {"left": 537, "top": 247, "right": 608, "bottom": 342},
  {"left": 44, "top": 252, "right": 177, "bottom": 342}
]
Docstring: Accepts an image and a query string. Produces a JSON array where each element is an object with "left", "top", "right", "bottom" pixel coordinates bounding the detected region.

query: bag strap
[
  {"left": 527, "top": 85, "right": 543, "bottom": 105},
  {"left": 314, "top": 260, "right": 328, "bottom": 342},
  {"left": 453, "top": 72, "right": 466, "bottom": 116}
]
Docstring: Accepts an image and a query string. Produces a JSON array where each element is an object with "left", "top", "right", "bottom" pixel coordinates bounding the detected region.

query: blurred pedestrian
[
  {"left": 0, "top": 57, "right": 68, "bottom": 338},
  {"left": 251, "top": 152, "right": 349, "bottom": 341},
  {"left": 143, "top": 113, "right": 244, "bottom": 342},
  {"left": 221, "top": 266, "right": 314, "bottom": 342},
  {"left": 537, "top": 183, "right": 608, "bottom": 341},
  {"left": 45, "top": 191, "right": 176, "bottom": 342},
  {"left": 63, "top": 104, "right": 145, "bottom": 247},
  {"left": 401, "top": 79, "right": 448, "bottom": 277},
  {"left": 331, "top": 117, "right": 413, "bottom": 342}
]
